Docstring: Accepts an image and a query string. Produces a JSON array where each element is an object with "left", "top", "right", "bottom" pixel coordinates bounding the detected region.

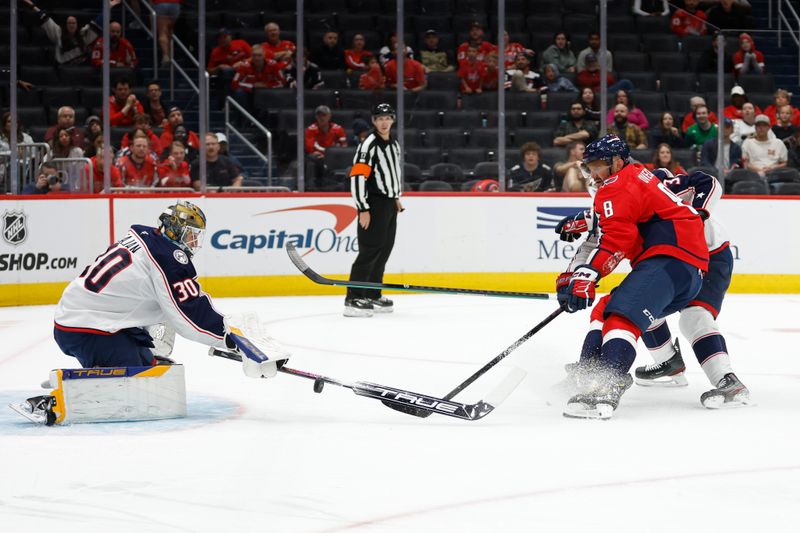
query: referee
[{"left": 344, "top": 103, "right": 404, "bottom": 317}]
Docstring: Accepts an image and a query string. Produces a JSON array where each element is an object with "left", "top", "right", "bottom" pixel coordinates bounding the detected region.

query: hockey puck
[{"left": 313, "top": 379, "right": 324, "bottom": 393}]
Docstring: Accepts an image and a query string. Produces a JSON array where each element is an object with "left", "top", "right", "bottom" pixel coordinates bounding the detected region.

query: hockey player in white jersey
[
  {"left": 555, "top": 169, "right": 750, "bottom": 411},
  {"left": 12, "top": 201, "right": 288, "bottom": 425}
]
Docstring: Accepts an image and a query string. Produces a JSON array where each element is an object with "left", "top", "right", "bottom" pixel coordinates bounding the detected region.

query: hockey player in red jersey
[{"left": 559, "top": 134, "right": 708, "bottom": 419}]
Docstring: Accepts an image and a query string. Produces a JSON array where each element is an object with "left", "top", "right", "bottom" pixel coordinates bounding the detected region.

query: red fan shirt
[
  {"left": 89, "top": 156, "right": 123, "bottom": 192},
  {"left": 384, "top": 58, "right": 426, "bottom": 90},
  {"left": 458, "top": 60, "right": 487, "bottom": 92},
  {"left": 115, "top": 153, "right": 159, "bottom": 187},
  {"left": 231, "top": 59, "right": 287, "bottom": 91},
  {"left": 157, "top": 160, "right": 192, "bottom": 188},
  {"left": 456, "top": 41, "right": 497, "bottom": 67},
  {"left": 91, "top": 37, "right": 138, "bottom": 68},
  {"left": 108, "top": 96, "right": 145, "bottom": 127},
  {"left": 208, "top": 40, "right": 252, "bottom": 69},
  {"left": 670, "top": 9, "right": 708, "bottom": 37},
  {"left": 304, "top": 122, "right": 347, "bottom": 156}
]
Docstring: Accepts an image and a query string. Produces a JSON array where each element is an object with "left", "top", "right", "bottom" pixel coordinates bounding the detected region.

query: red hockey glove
[
  {"left": 554, "top": 210, "right": 590, "bottom": 242},
  {"left": 565, "top": 266, "right": 599, "bottom": 313},
  {"left": 555, "top": 271, "right": 572, "bottom": 307}
]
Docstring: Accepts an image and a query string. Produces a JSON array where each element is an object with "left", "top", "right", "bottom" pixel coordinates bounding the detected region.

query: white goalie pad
[{"left": 46, "top": 365, "right": 187, "bottom": 425}]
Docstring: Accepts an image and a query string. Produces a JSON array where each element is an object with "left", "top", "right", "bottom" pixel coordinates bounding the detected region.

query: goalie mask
[{"left": 159, "top": 200, "right": 207, "bottom": 254}]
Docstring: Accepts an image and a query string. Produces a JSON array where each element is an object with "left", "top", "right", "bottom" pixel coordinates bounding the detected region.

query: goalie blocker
[{"left": 10, "top": 365, "right": 187, "bottom": 426}]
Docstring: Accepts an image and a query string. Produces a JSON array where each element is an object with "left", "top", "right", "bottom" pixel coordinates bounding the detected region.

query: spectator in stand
[
  {"left": 83, "top": 116, "right": 102, "bottom": 156},
  {"left": 576, "top": 53, "right": 634, "bottom": 94},
  {"left": 579, "top": 87, "right": 601, "bottom": 121},
  {"left": 458, "top": 45, "right": 487, "bottom": 94},
  {"left": 651, "top": 111, "right": 685, "bottom": 148},
  {"left": 216, "top": 133, "right": 245, "bottom": 176},
  {"left": 784, "top": 128, "right": 800, "bottom": 169},
  {"left": 345, "top": 34, "right": 370, "bottom": 72},
  {"left": 606, "top": 89, "right": 649, "bottom": 130},
  {"left": 725, "top": 85, "right": 761, "bottom": 120},
  {"left": 742, "top": 114, "right": 788, "bottom": 176},
  {"left": 502, "top": 31, "right": 528, "bottom": 70},
  {"left": 670, "top": 0, "right": 707, "bottom": 37},
  {"left": 142, "top": 82, "right": 169, "bottom": 128},
  {"left": 632, "top": 0, "right": 669, "bottom": 17},
  {"left": 707, "top": 0, "right": 754, "bottom": 31},
  {"left": 695, "top": 32, "right": 734, "bottom": 75},
  {"left": 162, "top": 124, "right": 198, "bottom": 163},
  {"left": 645, "top": 143, "right": 687, "bottom": 174},
  {"left": 701, "top": 117, "right": 742, "bottom": 172},
  {"left": 262, "top": 22, "right": 295, "bottom": 63},
  {"left": 505, "top": 51, "right": 545, "bottom": 93},
  {"left": 22, "top": 162, "right": 63, "bottom": 195},
  {"left": 44, "top": 106, "right": 85, "bottom": 147},
  {"left": 304, "top": 105, "right": 347, "bottom": 190},
  {"left": 607, "top": 104, "right": 648, "bottom": 149},
  {"left": 379, "top": 32, "right": 415, "bottom": 66},
  {"left": 685, "top": 104, "right": 719, "bottom": 148},
  {"left": 385, "top": 50, "right": 427, "bottom": 92},
  {"left": 764, "top": 89, "right": 800, "bottom": 126},
  {"left": 772, "top": 105, "right": 796, "bottom": 139},
  {"left": 576, "top": 31, "right": 613, "bottom": 73},
  {"left": 733, "top": 33, "right": 765, "bottom": 76},
  {"left": 115, "top": 132, "right": 158, "bottom": 187},
  {"left": 191, "top": 132, "right": 243, "bottom": 190},
  {"left": 349, "top": 119, "right": 371, "bottom": 146},
  {"left": 682, "top": 96, "right": 718, "bottom": 132},
  {"left": 457, "top": 21, "right": 497, "bottom": 67},
  {"left": 121, "top": 114, "right": 163, "bottom": 155},
  {"left": 554, "top": 140, "right": 587, "bottom": 192},
  {"left": 732, "top": 101, "right": 767, "bottom": 143},
  {"left": 159, "top": 106, "right": 200, "bottom": 153},
  {"left": 285, "top": 49, "right": 325, "bottom": 90},
  {"left": 313, "top": 30, "right": 345, "bottom": 70},
  {"left": 0, "top": 112, "right": 33, "bottom": 152},
  {"left": 419, "top": 30, "right": 454, "bottom": 73},
  {"left": 91, "top": 21, "right": 138, "bottom": 68},
  {"left": 109, "top": 77, "right": 144, "bottom": 127},
  {"left": 25, "top": 0, "right": 115, "bottom": 65},
  {"left": 154, "top": 0, "right": 181, "bottom": 66},
  {"left": 208, "top": 28, "right": 252, "bottom": 75},
  {"left": 507, "top": 142, "right": 554, "bottom": 192},
  {"left": 231, "top": 44, "right": 287, "bottom": 107},
  {"left": 157, "top": 141, "right": 192, "bottom": 188},
  {"left": 47, "top": 127, "right": 84, "bottom": 160},
  {"left": 481, "top": 51, "right": 500, "bottom": 92},
  {"left": 553, "top": 102, "right": 598, "bottom": 147},
  {"left": 89, "top": 140, "right": 123, "bottom": 192},
  {"left": 359, "top": 55, "right": 385, "bottom": 90},
  {"left": 543, "top": 64, "right": 577, "bottom": 93},
  {"left": 540, "top": 31, "right": 577, "bottom": 74}
]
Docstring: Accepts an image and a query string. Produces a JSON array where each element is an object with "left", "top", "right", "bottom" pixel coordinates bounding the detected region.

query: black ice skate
[
  {"left": 634, "top": 338, "right": 688, "bottom": 387},
  {"left": 343, "top": 297, "right": 374, "bottom": 317},
  {"left": 700, "top": 373, "right": 752, "bottom": 409},
  {"left": 369, "top": 296, "right": 394, "bottom": 313},
  {"left": 9, "top": 395, "right": 57, "bottom": 426},
  {"left": 553, "top": 359, "right": 599, "bottom": 395},
  {"left": 563, "top": 372, "right": 634, "bottom": 420}
]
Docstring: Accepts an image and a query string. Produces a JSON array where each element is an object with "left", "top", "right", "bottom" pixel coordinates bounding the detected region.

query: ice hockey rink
[{"left": 1, "top": 292, "right": 799, "bottom": 532}]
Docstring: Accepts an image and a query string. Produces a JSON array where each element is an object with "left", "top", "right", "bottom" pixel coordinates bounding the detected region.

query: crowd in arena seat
[{"left": 2, "top": 0, "right": 800, "bottom": 195}]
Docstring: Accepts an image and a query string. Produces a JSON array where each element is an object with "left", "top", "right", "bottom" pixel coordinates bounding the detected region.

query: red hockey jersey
[{"left": 588, "top": 163, "right": 709, "bottom": 277}]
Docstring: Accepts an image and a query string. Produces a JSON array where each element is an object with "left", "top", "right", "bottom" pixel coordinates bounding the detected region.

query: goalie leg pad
[{"left": 47, "top": 365, "right": 187, "bottom": 425}]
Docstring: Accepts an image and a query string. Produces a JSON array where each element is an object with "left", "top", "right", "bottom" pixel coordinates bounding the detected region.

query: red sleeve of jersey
[
  {"left": 304, "top": 126, "right": 317, "bottom": 154},
  {"left": 208, "top": 47, "right": 222, "bottom": 69},
  {"left": 589, "top": 178, "right": 642, "bottom": 277}
]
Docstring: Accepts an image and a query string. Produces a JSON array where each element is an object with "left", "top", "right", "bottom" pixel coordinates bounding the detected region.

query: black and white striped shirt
[{"left": 349, "top": 132, "right": 402, "bottom": 212}]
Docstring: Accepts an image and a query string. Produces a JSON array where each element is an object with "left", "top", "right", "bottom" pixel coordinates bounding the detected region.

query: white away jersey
[{"left": 55, "top": 225, "right": 226, "bottom": 348}]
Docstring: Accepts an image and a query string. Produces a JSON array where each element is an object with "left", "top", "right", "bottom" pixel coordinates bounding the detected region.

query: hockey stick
[
  {"left": 383, "top": 306, "right": 565, "bottom": 418},
  {"left": 285, "top": 243, "right": 550, "bottom": 300},
  {"left": 209, "top": 348, "right": 507, "bottom": 421}
]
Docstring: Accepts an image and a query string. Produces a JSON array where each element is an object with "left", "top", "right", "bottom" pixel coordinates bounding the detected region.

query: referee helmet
[{"left": 372, "top": 103, "right": 396, "bottom": 120}]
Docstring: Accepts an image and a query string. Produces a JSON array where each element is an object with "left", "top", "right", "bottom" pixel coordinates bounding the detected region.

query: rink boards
[{"left": 1, "top": 193, "right": 798, "bottom": 305}]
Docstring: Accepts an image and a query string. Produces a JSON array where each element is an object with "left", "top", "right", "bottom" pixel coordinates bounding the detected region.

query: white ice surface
[{"left": 1, "top": 294, "right": 799, "bottom": 532}]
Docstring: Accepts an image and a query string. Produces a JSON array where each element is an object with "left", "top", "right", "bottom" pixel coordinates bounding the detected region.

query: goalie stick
[
  {"left": 383, "top": 306, "right": 564, "bottom": 418},
  {"left": 210, "top": 348, "right": 523, "bottom": 421},
  {"left": 285, "top": 243, "right": 549, "bottom": 300}
]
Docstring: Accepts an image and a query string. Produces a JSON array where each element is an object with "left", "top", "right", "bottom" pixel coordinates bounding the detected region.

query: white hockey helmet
[{"left": 159, "top": 200, "right": 207, "bottom": 254}]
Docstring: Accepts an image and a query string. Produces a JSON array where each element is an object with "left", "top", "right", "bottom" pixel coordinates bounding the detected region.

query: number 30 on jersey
[{"left": 172, "top": 279, "right": 200, "bottom": 302}]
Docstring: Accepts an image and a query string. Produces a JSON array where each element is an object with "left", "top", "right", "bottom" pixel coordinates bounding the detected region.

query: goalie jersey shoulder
[{"left": 128, "top": 224, "right": 198, "bottom": 281}]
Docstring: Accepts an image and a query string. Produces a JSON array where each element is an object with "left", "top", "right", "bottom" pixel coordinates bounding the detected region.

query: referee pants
[{"left": 348, "top": 194, "right": 397, "bottom": 300}]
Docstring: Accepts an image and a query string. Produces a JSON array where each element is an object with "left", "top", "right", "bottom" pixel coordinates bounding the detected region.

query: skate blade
[
  {"left": 343, "top": 308, "right": 374, "bottom": 318},
  {"left": 563, "top": 402, "right": 614, "bottom": 420},
  {"left": 635, "top": 373, "right": 688, "bottom": 388},
  {"left": 8, "top": 402, "right": 48, "bottom": 425},
  {"left": 702, "top": 392, "right": 754, "bottom": 410},
  {"left": 371, "top": 306, "right": 393, "bottom": 314}
]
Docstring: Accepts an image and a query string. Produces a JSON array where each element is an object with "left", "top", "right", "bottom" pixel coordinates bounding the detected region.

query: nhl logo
[{"left": 2, "top": 210, "right": 27, "bottom": 246}]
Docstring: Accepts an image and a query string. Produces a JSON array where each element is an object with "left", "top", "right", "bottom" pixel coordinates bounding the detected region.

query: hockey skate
[
  {"left": 553, "top": 359, "right": 599, "bottom": 395},
  {"left": 700, "top": 373, "right": 752, "bottom": 409},
  {"left": 563, "top": 372, "right": 634, "bottom": 420},
  {"left": 369, "top": 296, "right": 394, "bottom": 313},
  {"left": 9, "top": 395, "right": 57, "bottom": 426},
  {"left": 634, "top": 338, "right": 688, "bottom": 387},
  {"left": 343, "top": 298, "right": 374, "bottom": 317}
]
